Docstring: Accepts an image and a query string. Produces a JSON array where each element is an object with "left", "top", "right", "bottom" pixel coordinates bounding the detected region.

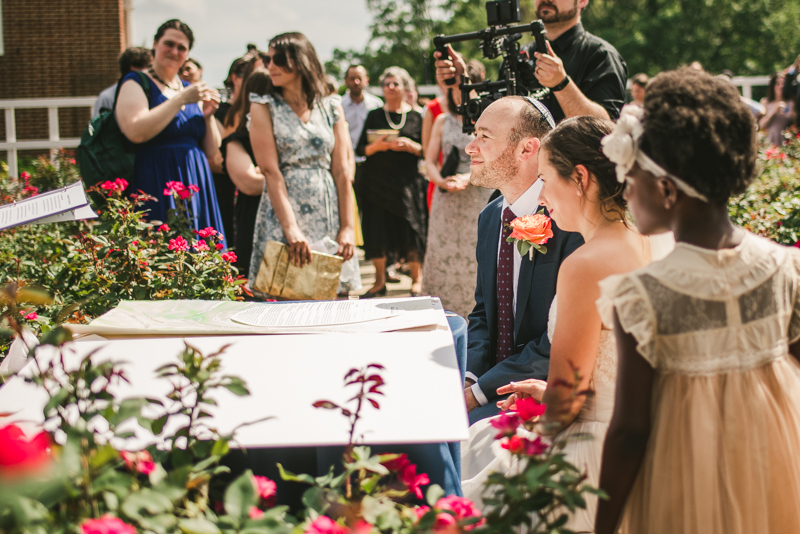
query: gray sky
[{"left": 133, "top": 0, "right": 373, "bottom": 87}]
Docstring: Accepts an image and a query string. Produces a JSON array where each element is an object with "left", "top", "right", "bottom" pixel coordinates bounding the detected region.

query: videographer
[{"left": 436, "top": 0, "right": 627, "bottom": 123}]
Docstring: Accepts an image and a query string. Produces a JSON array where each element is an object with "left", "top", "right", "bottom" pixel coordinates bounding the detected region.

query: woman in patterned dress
[{"left": 247, "top": 32, "right": 355, "bottom": 289}]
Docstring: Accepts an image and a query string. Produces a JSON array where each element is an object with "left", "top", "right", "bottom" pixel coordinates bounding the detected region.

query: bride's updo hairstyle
[
  {"left": 640, "top": 67, "right": 757, "bottom": 204},
  {"left": 541, "top": 116, "right": 623, "bottom": 221}
]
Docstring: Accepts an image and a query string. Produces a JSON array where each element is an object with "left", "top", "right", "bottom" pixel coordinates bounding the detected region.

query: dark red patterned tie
[{"left": 497, "top": 207, "right": 515, "bottom": 363}]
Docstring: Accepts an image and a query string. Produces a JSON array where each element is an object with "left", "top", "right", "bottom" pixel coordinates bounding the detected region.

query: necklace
[
  {"left": 384, "top": 106, "right": 407, "bottom": 130},
  {"left": 148, "top": 68, "right": 182, "bottom": 92}
]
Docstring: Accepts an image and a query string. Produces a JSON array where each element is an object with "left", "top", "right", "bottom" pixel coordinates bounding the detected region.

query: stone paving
[{"left": 343, "top": 248, "right": 415, "bottom": 299}]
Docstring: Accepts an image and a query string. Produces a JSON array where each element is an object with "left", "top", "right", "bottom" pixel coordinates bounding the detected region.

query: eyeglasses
[
  {"left": 261, "top": 52, "right": 288, "bottom": 69},
  {"left": 382, "top": 81, "right": 402, "bottom": 89}
]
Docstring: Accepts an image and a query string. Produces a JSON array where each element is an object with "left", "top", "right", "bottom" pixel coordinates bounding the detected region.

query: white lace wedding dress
[{"left": 460, "top": 298, "right": 617, "bottom": 532}]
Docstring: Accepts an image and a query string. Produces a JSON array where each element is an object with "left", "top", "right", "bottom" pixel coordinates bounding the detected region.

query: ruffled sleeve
[
  {"left": 788, "top": 248, "right": 800, "bottom": 344},
  {"left": 597, "top": 273, "right": 658, "bottom": 367},
  {"left": 249, "top": 92, "right": 275, "bottom": 108},
  {"left": 326, "top": 94, "right": 342, "bottom": 124}
]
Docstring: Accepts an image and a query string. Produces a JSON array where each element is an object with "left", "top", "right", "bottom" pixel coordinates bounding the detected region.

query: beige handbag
[{"left": 252, "top": 240, "right": 343, "bottom": 300}]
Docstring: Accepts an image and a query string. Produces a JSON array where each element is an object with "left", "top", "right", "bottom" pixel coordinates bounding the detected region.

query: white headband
[{"left": 600, "top": 106, "right": 708, "bottom": 202}]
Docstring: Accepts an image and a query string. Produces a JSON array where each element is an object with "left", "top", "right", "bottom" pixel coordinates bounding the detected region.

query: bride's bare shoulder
[{"left": 560, "top": 227, "right": 649, "bottom": 285}]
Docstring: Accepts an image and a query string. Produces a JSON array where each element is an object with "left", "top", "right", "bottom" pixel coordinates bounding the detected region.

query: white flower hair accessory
[{"left": 601, "top": 106, "right": 709, "bottom": 202}]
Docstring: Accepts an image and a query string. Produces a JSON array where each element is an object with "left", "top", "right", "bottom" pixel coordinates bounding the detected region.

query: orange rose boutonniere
[{"left": 506, "top": 211, "right": 553, "bottom": 259}]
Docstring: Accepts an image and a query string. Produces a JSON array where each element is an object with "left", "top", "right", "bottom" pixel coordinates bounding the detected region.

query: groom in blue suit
[{"left": 463, "top": 96, "right": 583, "bottom": 425}]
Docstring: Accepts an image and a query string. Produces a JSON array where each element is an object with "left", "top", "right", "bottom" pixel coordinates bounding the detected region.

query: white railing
[{"left": 1, "top": 97, "right": 97, "bottom": 179}]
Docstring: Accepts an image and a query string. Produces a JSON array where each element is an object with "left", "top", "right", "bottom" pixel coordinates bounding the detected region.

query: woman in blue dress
[
  {"left": 116, "top": 19, "right": 226, "bottom": 245},
  {"left": 248, "top": 32, "right": 355, "bottom": 286}
]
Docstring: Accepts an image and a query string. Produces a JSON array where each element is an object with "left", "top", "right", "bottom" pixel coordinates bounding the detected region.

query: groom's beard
[{"left": 469, "top": 144, "right": 520, "bottom": 190}]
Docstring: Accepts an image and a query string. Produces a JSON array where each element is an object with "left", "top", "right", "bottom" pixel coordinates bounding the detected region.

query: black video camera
[{"left": 433, "top": 0, "right": 549, "bottom": 133}]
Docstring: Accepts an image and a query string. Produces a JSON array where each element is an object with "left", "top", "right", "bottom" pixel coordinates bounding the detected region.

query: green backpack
[{"left": 77, "top": 72, "right": 150, "bottom": 188}]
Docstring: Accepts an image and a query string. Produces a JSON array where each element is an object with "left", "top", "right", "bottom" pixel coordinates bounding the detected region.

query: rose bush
[
  {"left": 0, "top": 155, "right": 245, "bottom": 362},
  {"left": 729, "top": 127, "right": 800, "bottom": 245}
]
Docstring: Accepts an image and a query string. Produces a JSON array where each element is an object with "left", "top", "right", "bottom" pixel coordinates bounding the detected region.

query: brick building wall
[{"left": 0, "top": 0, "right": 126, "bottom": 158}]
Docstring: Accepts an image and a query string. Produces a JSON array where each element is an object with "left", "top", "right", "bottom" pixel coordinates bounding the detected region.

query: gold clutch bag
[{"left": 252, "top": 240, "right": 343, "bottom": 300}]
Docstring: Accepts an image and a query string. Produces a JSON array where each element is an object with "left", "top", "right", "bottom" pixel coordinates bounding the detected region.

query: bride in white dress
[{"left": 461, "top": 116, "right": 651, "bottom": 532}]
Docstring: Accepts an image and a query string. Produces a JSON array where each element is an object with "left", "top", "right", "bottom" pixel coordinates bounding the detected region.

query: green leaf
[
  {"left": 121, "top": 488, "right": 174, "bottom": 519},
  {"left": 516, "top": 240, "right": 532, "bottom": 257},
  {"left": 110, "top": 398, "right": 146, "bottom": 427},
  {"left": 276, "top": 463, "right": 315, "bottom": 485},
  {"left": 139, "top": 514, "right": 179, "bottom": 534},
  {"left": 301, "top": 487, "right": 327, "bottom": 514},
  {"left": 9, "top": 496, "right": 49, "bottom": 525},
  {"left": 222, "top": 376, "right": 250, "bottom": 396},
  {"left": 179, "top": 518, "right": 221, "bottom": 534},
  {"left": 151, "top": 414, "right": 169, "bottom": 435},
  {"left": 89, "top": 443, "right": 119, "bottom": 469},
  {"left": 426, "top": 484, "right": 445, "bottom": 507},
  {"left": 93, "top": 469, "right": 136, "bottom": 498},
  {"left": 37, "top": 326, "right": 73, "bottom": 348},
  {"left": 224, "top": 469, "right": 257, "bottom": 522}
]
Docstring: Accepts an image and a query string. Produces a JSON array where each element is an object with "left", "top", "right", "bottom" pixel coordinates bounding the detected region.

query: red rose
[
  {"left": 81, "top": 515, "right": 136, "bottom": 534},
  {"left": 513, "top": 397, "right": 545, "bottom": 421},
  {"left": 305, "top": 516, "right": 349, "bottom": 534},
  {"left": 489, "top": 412, "right": 521, "bottom": 438},
  {"left": 0, "top": 424, "right": 51, "bottom": 474},
  {"left": 168, "top": 236, "right": 189, "bottom": 252},
  {"left": 500, "top": 435, "right": 548, "bottom": 456},
  {"left": 120, "top": 450, "right": 155, "bottom": 474},
  {"left": 252, "top": 475, "right": 277, "bottom": 508}
]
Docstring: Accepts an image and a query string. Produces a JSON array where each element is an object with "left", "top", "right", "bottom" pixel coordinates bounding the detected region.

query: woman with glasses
[
  {"left": 248, "top": 32, "right": 355, "bottom": 294},
  {"left": 116, "top": 19, "right": 226, "bottom": 242},
  {"left": 357, "top": 67, "right": 427, "bottom": 297}
]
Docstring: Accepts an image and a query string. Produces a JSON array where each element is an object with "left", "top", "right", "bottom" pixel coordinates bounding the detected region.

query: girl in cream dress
[
  {"left": 460, "top": 116, "right": 651, "bottom": 532},
  {"left": 595, "top": 68, "right": 800, "bottom": 534}
]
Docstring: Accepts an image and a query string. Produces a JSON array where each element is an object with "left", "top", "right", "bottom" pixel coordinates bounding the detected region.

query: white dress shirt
[
  {"left": 467, "top": 179, "right": 544, "bottom": 406},
  {"left": 342, "top": 90, "right": 383, "bottom": 162}
]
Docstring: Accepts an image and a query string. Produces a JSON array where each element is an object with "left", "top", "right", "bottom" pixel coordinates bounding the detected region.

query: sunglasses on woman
[{"left": 260, "top": 52, "right": 289, "bottom": 69}]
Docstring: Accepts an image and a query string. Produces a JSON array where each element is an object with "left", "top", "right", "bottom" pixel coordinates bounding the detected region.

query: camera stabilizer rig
[{"left": 433, "top": 0, "right": 549, "bottom": 133}]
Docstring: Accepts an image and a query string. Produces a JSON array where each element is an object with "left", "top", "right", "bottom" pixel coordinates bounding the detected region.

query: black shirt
[{"left": 523, "top": 23, "right": 627, "bottom": 122}]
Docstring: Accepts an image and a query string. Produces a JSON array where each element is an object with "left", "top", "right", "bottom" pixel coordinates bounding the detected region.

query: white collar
[
  {"left": 343, "top": 91, "right": 376, "bottom": 107},
  {"left": 503, "top": 179, "right": 544, "bottom": 218}
]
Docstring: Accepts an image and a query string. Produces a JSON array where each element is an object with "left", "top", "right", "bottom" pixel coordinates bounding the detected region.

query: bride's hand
[{"left": 496, "top": 379, "right": 547, "bottom": 408}]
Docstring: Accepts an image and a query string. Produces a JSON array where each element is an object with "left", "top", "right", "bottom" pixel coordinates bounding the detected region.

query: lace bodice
[
  {"left": 597, "top": 232, "right": 800, "bottom": 375},
  {"left": 547, "top": 298, "right": 618, "bottom": 388}
]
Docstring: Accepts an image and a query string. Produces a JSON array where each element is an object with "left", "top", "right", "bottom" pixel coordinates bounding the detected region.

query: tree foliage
[
  {"left": 584, "top": 0, "right": 800, "bottom": 76},
  {"left": 324, "top": 0, "right": 800, "bottom": 87}
]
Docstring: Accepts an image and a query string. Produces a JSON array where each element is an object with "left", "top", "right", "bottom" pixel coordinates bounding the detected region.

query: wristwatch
[{"left": 552, "top": 76, "right": 571, "bottom": 92}]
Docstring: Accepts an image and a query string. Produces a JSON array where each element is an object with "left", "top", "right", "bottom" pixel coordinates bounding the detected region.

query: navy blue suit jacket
[{"left": 466, "top": 196, "right": 583, "bottom": 413}]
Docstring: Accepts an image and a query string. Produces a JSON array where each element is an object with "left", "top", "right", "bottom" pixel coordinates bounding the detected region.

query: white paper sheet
[
  {"left": 30, "top": 204, "right": 98, "bottom": 225},
  {"left": 68, "top": 298, "right": 442, "bottom": 337},
  {"left": 0, "top": 329, "right": 468, "bottom": 448},
  {"left": 231, "top": 300, "right": 404, "bottom": 327},
  {"left": 0, "top": 181, "right": 93, "bottom": 230}
]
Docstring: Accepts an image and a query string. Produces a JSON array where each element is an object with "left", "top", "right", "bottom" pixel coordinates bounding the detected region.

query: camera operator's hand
[
  {"left": 434, "top": 45, "right": 466, "bottom": 88},
  {"left": 533, "top": 41, "right": 568, "bottom": 89}
]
